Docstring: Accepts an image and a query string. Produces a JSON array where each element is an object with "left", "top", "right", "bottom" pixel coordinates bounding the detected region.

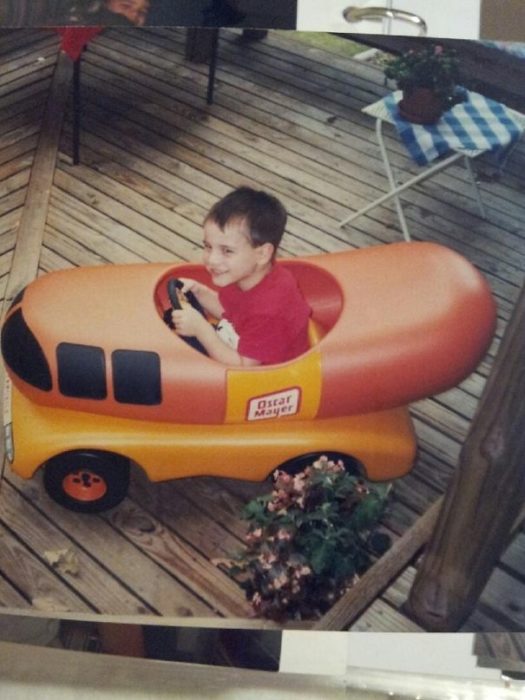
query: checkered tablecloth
[{"left": 367, "top": 90, "right": 525, "bottom": 167}]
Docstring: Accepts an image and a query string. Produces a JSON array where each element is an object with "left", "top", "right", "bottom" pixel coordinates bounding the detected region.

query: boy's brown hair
[{"left": 205, "top": 187, "right": 287, "bottom": 251}]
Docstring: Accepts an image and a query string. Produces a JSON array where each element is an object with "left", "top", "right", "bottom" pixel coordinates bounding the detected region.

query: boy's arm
[
  {"left": 171, "top": 307, "right": 260, "bottom": 366},
  {"left": 179, "top": 278, "right": 224, "bottom": 319}
]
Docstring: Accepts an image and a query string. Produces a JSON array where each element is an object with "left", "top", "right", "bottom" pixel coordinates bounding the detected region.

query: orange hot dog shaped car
[{"left": 1, "top": 242, "right": 496, "bottom": 513}]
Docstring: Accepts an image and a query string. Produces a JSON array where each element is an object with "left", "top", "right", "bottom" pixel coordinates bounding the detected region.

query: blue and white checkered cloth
[{"left": 381, "top": 90, "right": 525, "bottom": 166}]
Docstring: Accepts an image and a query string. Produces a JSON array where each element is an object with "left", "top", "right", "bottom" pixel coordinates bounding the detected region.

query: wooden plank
[
  {"left": 0, "top": 25, "right": 523, "bottom": 632},
  {"left": 499, "top": 531, "right": 525, "bottom": 579},
  {"left": 0, "top": 30, "right": 56, "bottom": 59},
  {"left": 474, "top": 632, "right": 525, "bottom": 668},
  {"left": 0, "top": 575, "right": 31, "bottom": 609},
  {"left": 174, "top": 477, "right": 259, "bottom": 541},
  {"left": 54, "top": 162, "right": 202, "bottom": 261},
  {"left": 408, "top": 281, "right": 525, "bottom": 630},
  {"left": 4, "top": 50, "right": 72, "bottom": 301},
  {"left": 86, "top": 34, "right": 524, "bottom": 266},
  {"left": 128, "top": 473, "right": 246, "bottom": 560},
  {"left": 81, "top": 42, "right": 525, "bottom": 290},
  {"left": 379, "top": 564, "right": 515, "bottom": 633},
  {"left": 0, "top": 190, "right": 26, "bottom": 218},
  {"left": 0, "top": 521, "right": 92, "bottom": 614},
  {"left": 45, "top": 208, "right": 146, "bottom": 265},
  {"left": 349, "top": 598, "right": 423, "bottom": 632},
  {"left": 0, "top": 41, "right": 58, "bottom": 82},
  {"left": 313, "top": 498, "right": 443, "bottom": 630},
  {"left": 0, "top": 134, "right": 38, "bottom": 167},
  {"left": 105, "top": 499, "right": 252, "bottom": 618},
  {"left": 7, "top": 470, "right": 215, "bottom": 619},
  {"left": 0, "top": 641, "right": 344, "bottom": 697},
  {"left": 50, "top": 180, "right": 177, "bottom": 263},
  {"left": 0, "top": 64, "right": 54, "bottom": 99},
  {"left": 0, "top": 122, "right": 41, "bottom": 151},
  {"left": 474, "top": 568, "right": 525, "bottom": 631},
  {"left": 0, "top": 478, "right": 155, "bottom": 615},
  {"left": 0, "top": 81, "right": 52, "bottom": 112},
  {"left": 0, "top": 91, "right": 48, "bottom": 121},
  {"left": 0, "top": 153, "right": 33, "bottom": 185}
]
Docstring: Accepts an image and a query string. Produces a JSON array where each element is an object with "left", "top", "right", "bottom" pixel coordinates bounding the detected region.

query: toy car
[{"left": 1, "top": 241, "right": 496, "bottom": 513}]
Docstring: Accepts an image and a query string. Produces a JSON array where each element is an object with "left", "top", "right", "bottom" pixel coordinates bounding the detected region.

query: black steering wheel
[
  {"left": 164, "top": 278, "right": 208, "bottom": 355},
  {"left": 167, "top": 278, "right": 206, "bottom": 315}
]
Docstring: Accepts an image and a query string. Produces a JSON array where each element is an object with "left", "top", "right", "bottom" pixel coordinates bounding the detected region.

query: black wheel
[
  {"left": 43, "top": 451, "right": 130, "bottom": 513},
  {"left": 275, "top": 452, "right": 364, "bottom": 478}
]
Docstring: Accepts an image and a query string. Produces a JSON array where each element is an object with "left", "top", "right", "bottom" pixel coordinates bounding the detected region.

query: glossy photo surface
[{"left": 0, "top": 1, "right": 298, "bottom": 28}]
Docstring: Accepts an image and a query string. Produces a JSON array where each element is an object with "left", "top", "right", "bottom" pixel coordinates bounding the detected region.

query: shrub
[
  {"left": 383, "top": 44, "right": 460, "bottom": 102},
  {"left": 228, "top": 456, "right": 391, "bottom": 621}
]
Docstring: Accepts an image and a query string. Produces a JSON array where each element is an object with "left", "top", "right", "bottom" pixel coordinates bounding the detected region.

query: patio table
[{"left": 339, "top": 89, "right": 525, "bottom": 241}]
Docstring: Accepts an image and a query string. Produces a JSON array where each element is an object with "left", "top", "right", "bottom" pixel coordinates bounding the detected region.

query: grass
[{"left": 273, "top": 31, "right": 368, "bottom": 59}]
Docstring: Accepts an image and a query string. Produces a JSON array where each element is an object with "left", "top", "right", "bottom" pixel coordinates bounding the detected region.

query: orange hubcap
[{"left": 63, "top": 469, "right": 107, "bottom": 502}]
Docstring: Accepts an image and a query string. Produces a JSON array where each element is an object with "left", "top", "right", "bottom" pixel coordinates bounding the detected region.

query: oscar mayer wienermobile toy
[{"left": 1, "top": 242, "right": 496, "bottom": 512}]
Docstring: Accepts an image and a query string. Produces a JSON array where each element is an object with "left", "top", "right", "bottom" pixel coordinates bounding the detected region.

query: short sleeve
[{"left": 237, "top": 315, "right": 292, "bottom": 364}]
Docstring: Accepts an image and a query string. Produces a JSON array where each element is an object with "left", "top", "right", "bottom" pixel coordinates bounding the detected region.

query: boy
[{"left": 172, "top": 187, "right": 311, "bottom": 366}]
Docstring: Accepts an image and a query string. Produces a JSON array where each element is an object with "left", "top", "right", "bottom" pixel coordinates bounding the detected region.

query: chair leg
[
  {"left": 72, "top": 56, "right": 81, "bottom": 165},
  {"left": 206, "top": 29, "right": 219, "bottom": 105}
]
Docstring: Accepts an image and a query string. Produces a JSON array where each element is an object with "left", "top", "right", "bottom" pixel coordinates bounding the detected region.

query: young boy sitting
[{"left": 171, "top": 187, "right": 312, "bottom": 366}]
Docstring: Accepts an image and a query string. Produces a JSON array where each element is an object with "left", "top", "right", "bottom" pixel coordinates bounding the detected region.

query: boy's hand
[
  {"left": 171, "top": 307, "right": 209, "bottom": 338},
  {"left": 177, "top": 277, "right": 202, "bottom": 297},
  {"left": 175, "top": 277, "right": 224, "bottom": 320}
]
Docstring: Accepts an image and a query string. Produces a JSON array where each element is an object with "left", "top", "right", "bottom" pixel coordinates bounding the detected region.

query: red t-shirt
[{"left": 218, "top": 265, "right": 311, "bottom": 364}]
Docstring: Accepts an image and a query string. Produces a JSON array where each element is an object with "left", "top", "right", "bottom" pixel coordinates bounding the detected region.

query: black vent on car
[
  {"left": 112, "top": 350, "right": 161, "bottom": 405},
  {"left": 1, "top": 309, "right": 52, "bottom": 391},
  {"left": 57, "top": 343, "right": 107, "bottom": 399}
]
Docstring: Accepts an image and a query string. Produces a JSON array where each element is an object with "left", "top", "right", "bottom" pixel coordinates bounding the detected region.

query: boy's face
[
  {"left": 203, "top": 218, "right": 273, "bottom": 291},
  {"left": 106, "top": 0, "right": 150, "bottom": 25}
]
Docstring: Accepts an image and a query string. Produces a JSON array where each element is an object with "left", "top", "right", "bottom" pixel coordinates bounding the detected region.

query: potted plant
[
  {"left": 226, "top": 456, "right": 391, "bottom": 621},
  {"left": 383, "top": 44, "right": 460, "bottom": 124}
]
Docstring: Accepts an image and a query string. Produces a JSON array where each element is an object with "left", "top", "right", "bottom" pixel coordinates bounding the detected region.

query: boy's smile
[{"left": 203, "top": 219, "right": 273, "bottom": 291}]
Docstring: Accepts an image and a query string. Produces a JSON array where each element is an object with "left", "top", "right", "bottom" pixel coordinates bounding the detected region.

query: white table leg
[
  {"left": 339, "top": 119, "right": 464, "bottom": 241},
  {"left": 339, "top": 118, "right": 411, "bottom": 240},
  {"left": 464, "top": 155, "right": 486, "bottom": 218},
  {"left": 374, "top": 117, "right": 411, "bottom": 241}
]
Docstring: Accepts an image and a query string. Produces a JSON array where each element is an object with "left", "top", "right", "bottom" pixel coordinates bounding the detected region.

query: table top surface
[{"left": 363, "top": 90, "right": 525, "bottom": 165}]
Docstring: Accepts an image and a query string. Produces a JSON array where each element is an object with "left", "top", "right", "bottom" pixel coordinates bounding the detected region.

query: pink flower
[
  {"left": 277, "top": 528, "right": 292, "bottom": 541},
  {"left": 273, "top": 572, "right": 289, "bottom": 590},
  {"left": 434, "top": 45, "right": 444, "bottom": 55},
  {"left": 292, "top": 474, "right": 306, "bottom": 492}
]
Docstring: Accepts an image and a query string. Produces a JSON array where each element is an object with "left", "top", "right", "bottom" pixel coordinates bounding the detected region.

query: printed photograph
[
  {"left": 2, "top": 618, "right": 525, "bottom": 699},
  {"left": 0, "top": 1, "right": 298, "bottom": 29},
  {"left": 0, "top": 20, "right": 524, "bottom": 633}
]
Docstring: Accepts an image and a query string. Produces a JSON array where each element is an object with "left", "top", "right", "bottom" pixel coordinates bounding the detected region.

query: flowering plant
[
  {"left": 383, "top": 44, "right": 460, "bottom": 102},
  {"left": 227, "top": 456, "right": 391, "bottom": 621}
]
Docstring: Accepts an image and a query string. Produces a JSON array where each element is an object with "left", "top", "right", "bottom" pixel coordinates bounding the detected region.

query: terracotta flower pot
[{"left": 398, "top": 86, "right": 446, "bottom": 125}]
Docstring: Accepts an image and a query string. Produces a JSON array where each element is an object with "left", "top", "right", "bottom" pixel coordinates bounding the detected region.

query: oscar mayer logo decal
[{"left": 246, "top": 387, "right": 301, "bottom": 421}]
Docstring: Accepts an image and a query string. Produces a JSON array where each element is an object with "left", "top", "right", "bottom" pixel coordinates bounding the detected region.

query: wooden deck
[{"left": 0, "top": 27, "right": 524, "bottom": 631}]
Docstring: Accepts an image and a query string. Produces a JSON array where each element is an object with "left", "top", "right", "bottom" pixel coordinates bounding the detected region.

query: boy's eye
[{"left": 223, "top": 248, "right": 235, "bottom": 255}]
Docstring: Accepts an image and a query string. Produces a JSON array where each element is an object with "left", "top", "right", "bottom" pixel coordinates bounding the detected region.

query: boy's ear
[{"left": 256, "top": 242, "right": 275, "bottom": 265}]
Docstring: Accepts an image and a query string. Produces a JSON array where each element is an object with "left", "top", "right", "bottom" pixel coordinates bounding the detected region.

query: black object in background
[
  {"left": 0, "top": 0, "right": 298, "bottom": 28},
  {"left": 143, "top": 627, "right": 282, "bottom": 671}
]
